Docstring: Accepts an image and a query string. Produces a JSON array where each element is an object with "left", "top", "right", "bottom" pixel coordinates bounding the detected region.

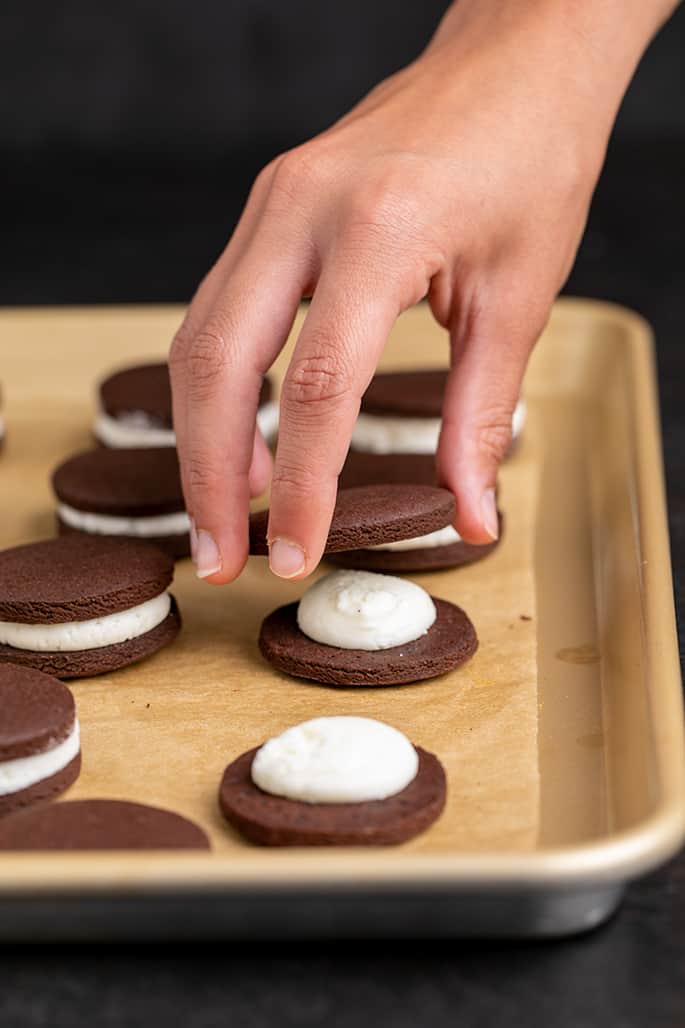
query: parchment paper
[{"left": 0, "top": 304, "right": 539, "bottom": 852}]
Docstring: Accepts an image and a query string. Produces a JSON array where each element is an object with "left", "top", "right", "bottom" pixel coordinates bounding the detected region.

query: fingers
[
  {"left": 172, "top": 236, "right": 311, "bottom": 583},
  {"left": 436, "top": 295, "right": 545, "bottom": 543},
  {"left": 169, "top": 160, "right": 281, "bottom": 507},
  {"left": 267, "top": 261, "right": 402, "bottom": 579},
  {"left": 248, "top": 429, "right": 273, "bottom": 498}
]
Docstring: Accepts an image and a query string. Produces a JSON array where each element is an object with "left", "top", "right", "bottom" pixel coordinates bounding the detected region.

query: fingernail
[
  {"left": 189, "top": 517, "right": 198, "bottom": 562},
  {"left": 195, "top": 529, "right": 222, "bottom": 579},
  {"left": 481, "top": 487, "right": 499, "bottom": 540},
  {"left": 269, "top": 537, "right": 306, "bottom": 579}
]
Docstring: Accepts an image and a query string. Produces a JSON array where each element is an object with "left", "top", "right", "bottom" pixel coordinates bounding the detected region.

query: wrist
[
  {"left": 423, "top": 0, "right": 673, "bottom": 177},
  {"left": 431, "top": 0, "right": 674, "bottom": 111}
]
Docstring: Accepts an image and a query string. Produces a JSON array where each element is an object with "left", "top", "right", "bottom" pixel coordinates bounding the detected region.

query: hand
[{"left": 169, "top": 0, "right": 669, "bottom": 583}]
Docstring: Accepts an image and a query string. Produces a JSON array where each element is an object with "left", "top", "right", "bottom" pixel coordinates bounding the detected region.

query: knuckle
[
  {"left": 269, "top": 148, "right": 322, "bottom": 200},
  {"left": 186, "top": 325, "right": 234, "bottom": 400},
  {"left": 271, "top": 458, "right": 321, "bottom": 498},
  {"left": 343, "top": 170, "right": 422, "bottom": 240},
  {"left": 473, "top": 410, "right": 514, "bottom": 465},
  {"left": 283, "top": 349, "right": 354, "bottom": 413},
  {"left": 186, "top": 449, "right": 222, "bottom": 495}
]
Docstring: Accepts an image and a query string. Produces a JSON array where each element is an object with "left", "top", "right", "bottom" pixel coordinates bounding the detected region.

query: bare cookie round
[
  {"left": 0, "top": 536, "right": 181, "bottom": 679},
  {"left": 0, "top": 664, "right": 81, "bottom": 817},
  {"left": 53, "top": 447, "right": 190, "bottom": 559},
  {"left": 0, "top": 799, "right": 210, "bottom": 850},
  {"left": 249, "top": 484, "right": 455, "bottom": 555},
  {"left": 259, "top": 598, "right": 477, "bottom": 687},
  {"left": 219, "top": 744, "right": 446, "bottom": 846}
]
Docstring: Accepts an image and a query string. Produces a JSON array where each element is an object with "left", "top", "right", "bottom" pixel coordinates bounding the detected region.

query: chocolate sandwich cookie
[
  {"left": 361, "top": 369, "right": 448, "bottom": 418},
  {"left": 0, "top": 535, "right": 181, "bottom": 679},
  {"left": 52, "top": 447, "right": 190, "bottom": 559},
  {"left": 249, "top": 484, "right": 456, "bottom": 555},
  {"left": 350, "top": 367, "right": 525, "bottom": 458},
  {"left": 339, "top": 450, "right": 437, "bottom": 490},
  {"left": 259, "top": 597, "right": 477, "bottom": 687},
  {"left": 0, "top": 799, "right": 210, "bottom": 850},
  {"left": 220, "top": 744, "right": 445, "bottom": 846},
  {"left": 327, "top": 515, "right": 504, "bottom": 574},
  {"left": 0, "top": 664, "right": 81, "bottom": 817},
  {"left": 95, "top": 361, "right": 276, "bottom": 448}
]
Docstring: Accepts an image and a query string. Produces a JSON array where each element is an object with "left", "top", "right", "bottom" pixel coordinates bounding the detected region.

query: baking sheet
[{"left": 0, "top": 299, "right": 683, "bottom": 941}]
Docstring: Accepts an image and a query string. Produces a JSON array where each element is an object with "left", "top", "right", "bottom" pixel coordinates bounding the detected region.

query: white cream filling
[
  {"left": 256, "top": 401, "right": 279, "bottom": 443},
  {"left": 297, "top": 569, "right": 436, "bottom": 651},
  {"left": 0, "top": 720, "right": 80, "bottom": 796},
  {"left": 367, "top": 524, "right": 461, "bottom": 552},
  {"left": 93, "top": 409, "right": 176, "bottom": 449},
  {"left": 0, "top": 592, "right": 171, "bottom": 652},
  {"left": 95, "top": 399, "right": 279, "bottom": 450},
  {"left": 251, "top": 716, "right": 418, "bottom": 804},
  {"left": 58, "top": 502, "right": 190, "bottom": 538},
  {"left": 351, "top": 398, "right": 526, "bottom": 455}
]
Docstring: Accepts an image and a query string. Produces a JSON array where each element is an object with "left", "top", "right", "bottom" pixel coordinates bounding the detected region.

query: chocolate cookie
[
  {"left": 327, "top": 515, "right": 504, "bottom": 573},
  {"left": 259, "top": 598, "right": 477, "bottom": 686},
  {"left": 219, "top": 745, "right": 446, "bottom": 846},
  {"left": 100, "top": 362, "right": 175, "bottom": 429},
  {"left": 52, "top": 447, "right": 190, "bottom": 559},
  {"left": 360, "top": 369, "right": 447, "bottom": 418},
  {"left": 98, "top": 362, "right": 273, "bottom": 432},
  {"left": 339, "top": 450, "right": 437, "bottom": 489},
  {"left": 249, "top": 484, "right": 455, "bottom": 555},
  {"left": 0, "top": 664, "right": 81, "bottom": 817},
  {"left": 0, "top": 536, "right": 180, "bottom": 678},
  {"left": 0, "top": 598, "right": 181, "bottom": 679},
  {"left": 0, "top": 535, "right": 173, "bottom": 623},
  {"left": 0, "top": 799, "right": 210, "bottom": 850}
]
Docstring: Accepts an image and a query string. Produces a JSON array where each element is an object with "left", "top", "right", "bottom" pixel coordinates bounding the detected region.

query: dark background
[{"left": 2, "top": 3, "right": 685, "bottom": 1025}]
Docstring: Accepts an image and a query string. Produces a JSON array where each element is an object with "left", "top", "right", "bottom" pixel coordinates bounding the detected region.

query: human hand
[{"left": 169, "top": 0, "right": 668, "bottom": 582}]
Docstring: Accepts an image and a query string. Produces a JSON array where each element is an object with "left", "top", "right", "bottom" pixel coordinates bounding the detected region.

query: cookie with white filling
[{"left": 219, "top": 717, "right": 446, "bottom": 846}]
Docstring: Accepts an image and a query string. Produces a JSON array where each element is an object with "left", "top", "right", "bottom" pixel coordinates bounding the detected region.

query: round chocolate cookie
[
  {"left": 99, "top": 363, "right": 273, "bottom": 429},
  {"left": 100, "top": 362, "right": 175, "bottom": 428},
  {"left": 249, "top": 484, "right": 455, "bottom": 555},
  {"left": 0, "top": 799, "right": 210, "bottom": 850},
  {"left": 259, "top": 598, "right": 477, "bottom": 687},
  {"left": 339, "top": 450, "right": 437, "bottom": 490},
  {"left": 52, "top": 447, "right": 190, "bottom": 559},
  {"left": 0, "top": 536, "right": 181, "bottom": 679},
  {"left": 219, "top": 744, "right": 446, "bottom": 846},
  {"left": 360, "top": 368, "right": 446, "bottom": 418},
  {"left": 0, "top": 664, "right": 81, "bottom": 817},
  {"left": 0, "top": 535, "right": 173, "bottom": 624},
  {"left": 327, "top": 514, "right": 504, "bottom": 574}
]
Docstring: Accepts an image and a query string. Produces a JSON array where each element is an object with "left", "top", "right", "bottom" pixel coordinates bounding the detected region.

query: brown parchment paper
[{"left": 0, "top": 304, "right": 539, "bottom": 853}]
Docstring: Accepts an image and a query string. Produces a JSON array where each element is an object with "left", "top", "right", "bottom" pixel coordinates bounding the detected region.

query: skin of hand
[{"left": 169, "top": 0, "right": 676, "bottom": 583}]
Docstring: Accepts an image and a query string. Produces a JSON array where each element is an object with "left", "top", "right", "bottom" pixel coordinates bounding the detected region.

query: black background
[{"left": 1, "top": 3, "right": 685, "bottom": 1025}]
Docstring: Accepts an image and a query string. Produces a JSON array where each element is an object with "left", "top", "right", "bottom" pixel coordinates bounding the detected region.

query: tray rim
[{"left": 0, "top": 297, "right": 683, "bottom": 898}]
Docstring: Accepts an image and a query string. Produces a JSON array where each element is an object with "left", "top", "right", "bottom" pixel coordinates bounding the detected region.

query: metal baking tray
[{"left": 0, "top": 298, "right": 683, "bottom": 939}]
